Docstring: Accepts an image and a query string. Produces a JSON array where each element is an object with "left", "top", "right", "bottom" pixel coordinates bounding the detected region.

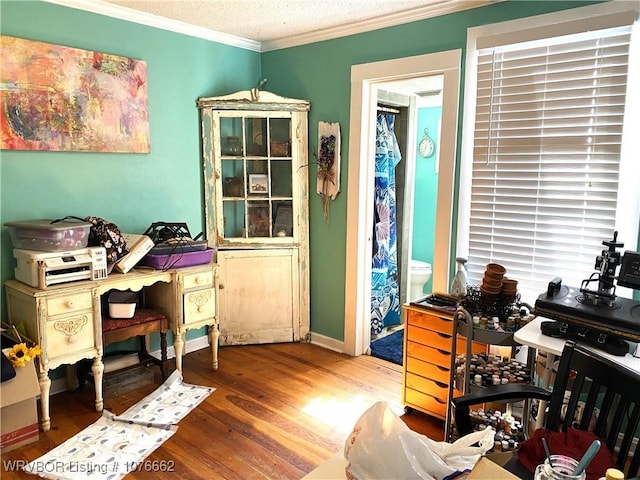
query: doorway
[
  {"left": 369, "top": 83, "right": 443, "bottom": 356},
  {"left": 343, "top": 50, "right": 462, "bottom": 356}
]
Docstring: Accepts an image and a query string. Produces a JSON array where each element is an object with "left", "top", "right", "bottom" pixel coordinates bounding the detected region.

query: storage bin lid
[
  {"left": 4, "top": 219, "right": 92, "bottom": 230},
  {"left": 108, "top": 291, "right": 137, "bottom": 304}
]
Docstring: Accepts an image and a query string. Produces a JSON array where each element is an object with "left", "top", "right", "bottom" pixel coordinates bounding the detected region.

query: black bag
[
  {"left": 1, "top": 352, "right": 16, "bottom": 383},
  {"left": 54, "top": 216, "right": 129, "bottom": 265},
  {"left": 84, "top": 216, "right": 129, "bottom": 265}
]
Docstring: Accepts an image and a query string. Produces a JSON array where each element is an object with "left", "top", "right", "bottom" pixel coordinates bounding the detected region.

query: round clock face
[{"left": 419, "top": 129, "right": 435, "bottom": 158}]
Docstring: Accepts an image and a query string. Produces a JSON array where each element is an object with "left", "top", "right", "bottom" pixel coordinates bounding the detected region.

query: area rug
[
  {"left": 370, "top": 328, "right": 403, "bottom": 365},
  {"left": 24, "top": 371, "right": 214, "bottom": 480}
]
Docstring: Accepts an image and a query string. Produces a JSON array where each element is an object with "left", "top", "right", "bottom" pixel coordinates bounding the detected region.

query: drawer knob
[
  {"left": 66, "top": 335, "right": 78, "bottom": 344},
  {"left": 219, "top": 284, "right": 224, "bottom": 290},
  {"left": 66, "top": 300, "right": 75, "bottom": 309}
]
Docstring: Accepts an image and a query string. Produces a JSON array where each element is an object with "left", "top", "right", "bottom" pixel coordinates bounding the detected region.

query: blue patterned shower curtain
[{"left": 371, "top": 114, "right": 401, "bottom": 336}]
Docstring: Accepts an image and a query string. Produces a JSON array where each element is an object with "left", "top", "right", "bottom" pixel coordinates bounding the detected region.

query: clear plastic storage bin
[{"left": 5, "top": 219, "right": 91, "bottom": 252}]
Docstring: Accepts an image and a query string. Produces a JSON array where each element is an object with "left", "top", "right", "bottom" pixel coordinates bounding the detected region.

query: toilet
[{"left": 409, "top": 260, "right": 432, "bottom": 300}]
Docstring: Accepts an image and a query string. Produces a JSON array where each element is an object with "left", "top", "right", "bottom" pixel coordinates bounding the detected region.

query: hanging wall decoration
[
  {"left": 0, "top": 35, "right": 150, "bottom": 153},
  {"left": 317, "top": 121, "right": 341, "bottom": 223}
]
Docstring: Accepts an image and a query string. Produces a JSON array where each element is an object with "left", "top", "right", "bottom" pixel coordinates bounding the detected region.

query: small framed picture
[{"left": 249, "top": 174, "right": 268, "bottom": 194}]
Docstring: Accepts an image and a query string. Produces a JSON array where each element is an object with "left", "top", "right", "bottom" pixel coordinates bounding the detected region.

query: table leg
[
  {"left": 92, "top": 356, "right": 104, "bottom": 412},
  {"left": 160, "top": 330, "right": 168, "bottom": 380},
  {"left": 174, "top": 332, "right": 184, "bottom": 373},
  {"left": 210, "top": 323, "right": 219, "bottom": 370},
  {"left": 535, "top": 352, "right": 556, "bottom": 430},
  {"left": 37, "top": 368, "right": 52, "bottom": 432}
]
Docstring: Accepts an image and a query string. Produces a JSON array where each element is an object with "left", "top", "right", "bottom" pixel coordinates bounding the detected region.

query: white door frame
[{"left": 343, "top": 50, "right": 462, "bottom": 356}]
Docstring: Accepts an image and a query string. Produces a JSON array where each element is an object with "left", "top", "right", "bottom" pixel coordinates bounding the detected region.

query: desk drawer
[
  {"left": 406, "top": 356, "right": 450, "bottom": 384},
  {"left": 407, "top": 341, "right": 451, "bottom": 369},
  {"left": 183, "top": 288, "right": 215, "bottom": 324},
  {"left": 407, "top": 310, "right": 453, "bottom": 335},
  {"left": 406, "top": 372, "right": 449, "bottom": 399},
  {"left": 408, "top": 325, "right": 452, "bottom": 351},
  {"left": 183, "top": 270, "right": 214, "bottom": 290},
  {"left": 46, "top": 313, "right": 95, "bottom": 357},
  {"left": 47, "top": 292, "right": 92, "bottom": 316},
  {"left": 404, "top": 387, "right": 448, "bottom": 419}
]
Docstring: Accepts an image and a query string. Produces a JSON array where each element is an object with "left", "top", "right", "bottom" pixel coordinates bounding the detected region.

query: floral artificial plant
[
  {"left": 2, "top": 321, "right": 41, "bottom": 368},
  {"left": 6, "top": 343, "right": 41, "bottom": 368},
  {"left": 317, "top": 122, "right": 341, "bottom": 223}
]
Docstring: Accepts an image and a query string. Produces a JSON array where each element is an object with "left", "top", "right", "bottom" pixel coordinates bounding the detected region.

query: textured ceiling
[{"left": 98, "top": 0, "right": 495, "bottom": 46}]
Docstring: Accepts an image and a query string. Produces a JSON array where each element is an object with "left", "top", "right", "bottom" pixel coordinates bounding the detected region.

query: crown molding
[
  {"left": 43, "top": 0, "right": 262, "bottom": 52},
  {"left": 44, "top": 0, "right": 500, "bottom": 53},
  {"left": 260, "top": 1, "right": 500, "bottom": 52}
]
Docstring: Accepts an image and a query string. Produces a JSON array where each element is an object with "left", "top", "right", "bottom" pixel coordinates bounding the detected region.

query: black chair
[{"left": 452, "top": 341, "right": 640, "bottom": 478}]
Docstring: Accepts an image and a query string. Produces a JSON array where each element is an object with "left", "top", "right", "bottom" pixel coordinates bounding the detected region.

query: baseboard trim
[{"left": 309, "top": 332, "right": 345, "bottom": 354}]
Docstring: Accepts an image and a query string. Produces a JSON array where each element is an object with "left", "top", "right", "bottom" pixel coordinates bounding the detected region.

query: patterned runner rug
[{"left": 24, "top": 371, "right": 214, "bottom": 479}]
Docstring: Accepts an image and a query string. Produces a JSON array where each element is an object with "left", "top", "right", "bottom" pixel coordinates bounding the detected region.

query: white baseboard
[
  {"left": 49, "top": 335, "right": 211, "bottom": 395},
  {"left": 309, "top": 332, "right": 345, "bottom": 354}
]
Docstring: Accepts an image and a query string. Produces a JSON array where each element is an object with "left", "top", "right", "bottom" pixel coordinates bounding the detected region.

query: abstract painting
[{"left": 1, "top": 36, "right": 150, "bottom": 153}]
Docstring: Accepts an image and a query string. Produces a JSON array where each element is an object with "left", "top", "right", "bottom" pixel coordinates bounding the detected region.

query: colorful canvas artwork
[{"left": 0, "top": 36, "right": 150, "bottom": 153}]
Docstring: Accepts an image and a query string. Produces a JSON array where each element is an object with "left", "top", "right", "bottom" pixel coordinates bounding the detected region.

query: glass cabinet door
[{"left": 217, "top": 114, "right": 294, "bottom": 241}]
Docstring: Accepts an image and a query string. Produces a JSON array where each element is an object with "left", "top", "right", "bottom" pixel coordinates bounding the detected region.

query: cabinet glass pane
[
  {"left": 270, "top": 159, "right": 292, "bottom": 197},
  {"left": 223, "top": 201, "right": 245, "bottom": 238},
  {"left": 245, "top": 118, "right": 267, "bottom": 156},
  {"left": 221, "top": 159, "right": 245, "bottom": 197},
  {"left": 273, "top": 200, "right": 293, "bottom": 237},
  {"left": 269, "top": 118, "right": 291, "bottom": 157},
  {"left": 247, "top": 201, "right": 270, "bottom": 237},
  {"left": 220, "top": 117, "right": 243, "bottom": 156}
]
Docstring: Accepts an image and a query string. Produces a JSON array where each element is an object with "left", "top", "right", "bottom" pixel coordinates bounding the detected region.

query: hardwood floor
[{"left": 1, "top": 343, "right": 444, "bottom": 479}]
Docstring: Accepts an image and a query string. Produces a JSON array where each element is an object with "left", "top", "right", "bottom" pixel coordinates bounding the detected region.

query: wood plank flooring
[{"left": 1, "top": 343, "right": 444, "bottom": 479}]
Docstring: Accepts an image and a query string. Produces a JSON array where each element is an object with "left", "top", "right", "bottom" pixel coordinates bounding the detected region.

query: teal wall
[
  {"left": 261, "top": 1, "right": 602, "bottom": 340},
  {"left": 412, "top": 106, "right": 442, "bottom": 295},
  {"left": 0, "top": 1, "right": 260, "bottom": 353},
  {"left": 3, "top": 0, "right": 629, "bottom": 350}
]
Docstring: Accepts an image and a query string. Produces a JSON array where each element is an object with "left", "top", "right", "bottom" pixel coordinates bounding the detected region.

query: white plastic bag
[{"left": 344, "top": 401, "right": 494, "bottom": 480}]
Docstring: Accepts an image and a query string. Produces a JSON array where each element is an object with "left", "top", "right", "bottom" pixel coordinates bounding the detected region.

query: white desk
[
  {"left": 514, "top": 316, "right": 640, "bottom": 369},
  {"left": 5, "top": 264, "right": 219, "bottom": 431},
  {"left": 514, "top": 316, "right": 640, "bottom": 429}
]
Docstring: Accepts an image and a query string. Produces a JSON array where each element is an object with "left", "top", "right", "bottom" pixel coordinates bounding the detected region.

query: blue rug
[{"left": 370, "top": 329, "right": 403, "bottom": 365}]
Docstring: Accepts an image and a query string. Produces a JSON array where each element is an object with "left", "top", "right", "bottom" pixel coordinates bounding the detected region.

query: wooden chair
[
  {"left": 452, "top": 341, "right": 640, "bottom": 478},
  {"left": 102, "top": 308, "right": 169, "bottom": 381}
]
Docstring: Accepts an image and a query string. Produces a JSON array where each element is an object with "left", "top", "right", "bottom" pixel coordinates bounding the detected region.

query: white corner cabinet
[{"left": 197, "top": 90, "right": 310, "bottom": 346}]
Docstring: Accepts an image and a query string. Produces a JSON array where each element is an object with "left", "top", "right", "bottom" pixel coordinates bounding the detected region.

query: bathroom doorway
[
  {"left": 375, "top": 78, "right": 443, "bottom": 310},
  {"left": 344, "top": 50, "right": 461, "bottom": 357},
  {"left": 369, "top": 80, "right": 443, "bottom": 362}
]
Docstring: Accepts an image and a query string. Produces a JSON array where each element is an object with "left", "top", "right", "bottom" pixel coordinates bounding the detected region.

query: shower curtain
[{"left": 371, "top": 113, "right": 401, "bottom": 336}]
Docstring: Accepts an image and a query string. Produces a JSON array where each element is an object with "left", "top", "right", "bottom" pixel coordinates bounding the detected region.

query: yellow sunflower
[{"left": 7, "top": 342, "right": 40, "bottom": 368}]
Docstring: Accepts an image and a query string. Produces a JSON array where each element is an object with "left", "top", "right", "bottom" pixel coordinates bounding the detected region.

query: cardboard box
[{"left": 0, "top": 359, "right": 40, "bottom": 452}]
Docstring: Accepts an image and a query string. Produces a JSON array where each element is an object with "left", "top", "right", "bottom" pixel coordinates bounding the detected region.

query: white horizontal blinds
[{"left": 468, "top": 26, "right": 632, "bottom": 302}]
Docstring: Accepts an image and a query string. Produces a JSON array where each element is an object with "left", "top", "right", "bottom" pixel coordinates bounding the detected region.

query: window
[{"left": 458, "top": 3, "right": 640, "bottom": 303}]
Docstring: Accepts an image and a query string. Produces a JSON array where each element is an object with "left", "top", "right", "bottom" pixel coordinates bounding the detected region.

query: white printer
[{"left": 13, "top": 247, "right": 108, "bottom": 289}]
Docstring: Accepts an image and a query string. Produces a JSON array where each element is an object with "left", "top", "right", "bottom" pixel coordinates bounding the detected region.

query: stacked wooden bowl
[{"left": 480, "top": 263, "right": 518, "bottom": 303}]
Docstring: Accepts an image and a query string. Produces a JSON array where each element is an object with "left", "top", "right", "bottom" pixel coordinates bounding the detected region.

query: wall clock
[{"left": 419, "top": 128, "right": 435, "bottom": 158}]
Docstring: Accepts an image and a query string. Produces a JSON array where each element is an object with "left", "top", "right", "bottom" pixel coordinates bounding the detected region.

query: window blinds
[{"left": 467, "top": 26, "right": 632, "bottom": 302}]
